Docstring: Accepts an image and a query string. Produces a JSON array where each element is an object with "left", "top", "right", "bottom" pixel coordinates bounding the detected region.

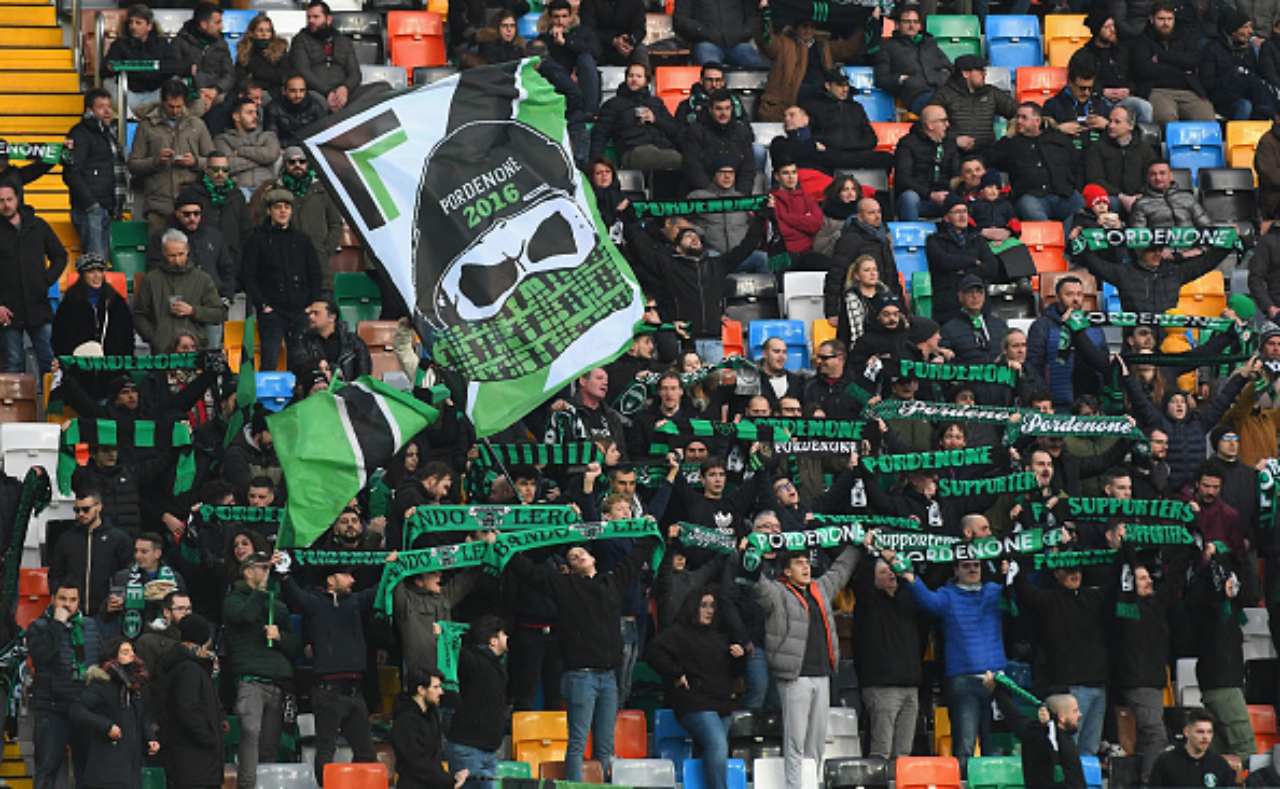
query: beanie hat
[
  {"left": 178, "top": 613, "right": 212, "bottom": 646},
  {"left": 1082, "top": 183, "right": 1110, "bottom": 206},
  {"left": 979, "top": 170, "right": 1003, "bottom": 190},
  {"left": 908, "top": 317, "right": 941, "bottom": 344},
  {"left": 1228, "top": 293, "right": 1257, "bottom": 322},
  {"left": 174, "top": 187, "right": 204, "bottom": 210},
  {"left": 1221, "top": 7, "right": 1251, "bottom": 35}
]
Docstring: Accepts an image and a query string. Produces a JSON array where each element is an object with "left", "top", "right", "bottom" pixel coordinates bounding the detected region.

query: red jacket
[{"left": 771, "top": 186, "right": 823, "bottom": 254}]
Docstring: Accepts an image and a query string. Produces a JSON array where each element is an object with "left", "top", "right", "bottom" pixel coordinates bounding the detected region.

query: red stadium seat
[{"left": 388, "top": 11, "right": 446, "bottom": 71}]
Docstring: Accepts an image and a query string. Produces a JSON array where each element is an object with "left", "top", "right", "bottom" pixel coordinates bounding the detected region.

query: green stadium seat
[
  {"left": 910, "top": 271, "right": 932, "bottom": 319},
  {"left": 925, "top": 15, "right": 981, "bottom": 61},
  {"left": 967, "top": 756, "right": 1024, "bottom": 789},
  {"left": 334, "top": 271, "right": 382, "bottom": 328},
  {"left": 109, "top": 220, "right": 149, "bottom": 289},
  {"left": 496, "top": 761, "right": 532, "bottom": 778}
]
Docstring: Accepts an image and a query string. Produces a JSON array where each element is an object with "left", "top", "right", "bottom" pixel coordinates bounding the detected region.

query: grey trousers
[
  {"left": 234, "top": 680, "right": 284, "bottom": 789},
  {"left": 778, "top": 675, "right": 829, "bottom": 788},
  {"left": 1122, "top": 687, "right": 1168, "bottom": 782},
  {"left": 862, "top": 686, "right": 919, "bottom": 759}
]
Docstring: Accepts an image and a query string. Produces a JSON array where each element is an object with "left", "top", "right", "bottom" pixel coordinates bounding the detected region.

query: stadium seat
[
  {"left": 725, "top": 273, "right": 779, "bottom": 324},
  {"left": 1080, "top": 755, "right": 1103, "bottom": 788},
  {"left": 1040, "top": 270, "right": 1099, "bottom": 312},
  {"left": 614, "top": 709, "right": 648, "bottom": 759},
  {"left": 1044, "top": 14, "right": 1089, "bottom": 67},
  {"left": 985, "top": 66, "right": 1012, "bottom": 94},
  {"left": 1138, "top": 122, "right": 1162, "bottom": 149},
  {"left": 896, "top": 755, "right": 962, "bottom": 789},
  {"left": 986, "top": 15, "right": 1043, "bottom": 69},
  {"left": 654, "top": 709, "right": 693, "bottom": 775},
  {"left": 843, "top": 66, "right": 895, "bottom": 122},
  {"left": 682, "top": 758, "right": 747, "bottom": 789},
  {"left": 361, "top": 64, "right": 408, "bottom": 90},
  {"left": 110, "top": 220, "right": 149, "bottom": 285},
  {"left": 140, "top": 767, "right": 165, "bottom": 789},
  {"left": 16, "top": 567, "right": 49, "bottom": 629},
  {"left": 496, "top": 761, "right": 532, "bottom": 778},
  {"left": 1020, "top": 221, "right": 1067, "bottom": 273},
  {"left": 599, "top": 65, "right": 627, "bottom": 103},
  {"left": 811, "top": 318, "right": 837, "bottom": 358},
  {"left": 512, "top": 711, "right": 569, "bottom": 777},
  {"left": 335, "top": 272, "right": 382, "bottom": 328},
  {"left": 1199, "top": 167, "right": 1257, "bottom": 223},
  {"left": 539, "top": 760, "right": 604, "bottom": 781},
  {"left": 256, "top": 763, "right": 316, "bottom": 788},
  {"left": 723, "top": 319, "right": 746, "bottom": 358},
  {"left": 267, "top": 10, "right": 308, "bottom": 40},
  {"left": 824, "top": 757, "right": 889, "bottom": 788},
  {"left": 932, "top": 705, "right": 953, "bottom": 756},
  {"left": 357, "top": 321, "right": 398, "bottom": 352},
  {"left": 967, "top": 756, "right": 1023, "bottom": 789},
  {"left": 1175, "top": 270, "right": 1226, "bottom": 320},
  {"left": 610, "top": 758, "right": 676, "bottom": 787},
  {"left": 889, "top": 221, "right": 936, "bottom": 279},
  {"left": 752, "top": 122, "right": 783, "bottom": 148},
  {"left": 220, "top": 9, "right": 256, "bottom": 48},
  {"left": 1, "top": 423, "right": 59, "bottom": 481},
  {"left": 748, "top": 319, "right": 808, "bottom": 369},
  {"left": 150, "top": 9, "right": 187, "bottom": 39},
  {"left": 826, "top": 708, "right": 861, "bottom": 759},
  {"left": 726, "top": 70, "right": 767, "bottom": 118},
  {"left": 752, "top": 757, "right": 818, "bottom": 789},
  {"left": 517, "top": 10, "right": 541, "bottom": 38},
  {"left": 1176, "top": 657, "right": 1201, "bottom": 706},
  {"left": 1166, "top": 122, "right": 1225, "bottom": 185},
  {"left": 388, "top": 11, "right": 446, "bottom": 72},
  {"left": 925, "top": 15, "right": 981, "bottom": 61},
  {"left": 781, "top": 271, "right": 825, "bottom": 322},
  {"left": 872, "top": 122, "right": 912, "bottom": 154},
  {"left": 412, "top": 66, "right": 459, "bottom": 86},
  {"left": 655, "top": 65, "right": 701, "bottom": 116},
  {"left": 256, "top": 372, "right": 295, "bottom": 412},
  {"left": 1227, "top": 119, "right": 1271, "bottom": 171},
  {"left": 0, "top": 374, "right": 37, "bottom": 423},
  {"left": 617, "top": 169, "right": 647, "bottom": 201},
  {"left": 1016, "top": 67, "right": 1066, "bottom": 105},
  {"left": 333, "top": 12, "right": 385, "bottom": 65},
  {"left": 321, "top": 763, "right": 387, "bottom": 788}
]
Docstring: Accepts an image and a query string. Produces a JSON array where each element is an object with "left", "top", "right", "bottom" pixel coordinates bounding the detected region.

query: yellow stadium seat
[
  {"left": 812, "top": 318, "right": 837, "bottom": 358},
  {"left": 1176, "top": 270, "right": 1226, "bottom": 318},
  {"left": 1226, "top": 120, "right": 1271, "bottom": 172},
  {"left": 1044, "top": 14, "right": 1089, "bottom": 67},
  {"left": 512, "top": 712, "right": 568, "bottom": 778}
]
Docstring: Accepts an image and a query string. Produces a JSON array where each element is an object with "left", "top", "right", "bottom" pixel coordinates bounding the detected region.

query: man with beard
[
  {"left": 1132, "top": 1, "right": 1215, "bottom": 123},
  {"left": 189, "top": 153, "right": 250, "bottom": 265},
  {"left": 290, "top": 0, "right": 362, "bottom": 112},
  {"left": 267, "top": 74, "right": 328, "bottom": 149},
  {"left": 986, "top": 672, "right": 1085, "bottom": 787},
  {"left": 827, "top": 197, "right": 902, "bottom": 305}
]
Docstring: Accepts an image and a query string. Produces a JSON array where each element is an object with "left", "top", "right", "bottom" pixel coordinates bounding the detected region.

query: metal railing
[{"left": 70, "top": 0, "right": 81, "bottom": 75}]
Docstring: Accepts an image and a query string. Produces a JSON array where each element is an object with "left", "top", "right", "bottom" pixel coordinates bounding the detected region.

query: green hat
[{"left": 1228, "top": 293, "right": 1257, "bottom": 322}]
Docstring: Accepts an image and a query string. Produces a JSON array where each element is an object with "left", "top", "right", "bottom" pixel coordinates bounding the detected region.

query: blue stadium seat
[
  {"left": 518, "top": 11, "right": 541, "bottom": 39},
  {"left": 682, "top": 758, "right": 747, "bottom": 789},
  {"left": 843, "top": 66, "right": 896, "bottom": 122},
  {"left": 748, "top": 320, "right": 809, "bottom": 369},
  {"left": 48, "top": 281, "right": 59, "bottom": 314},
  {"left": 986, "top": 15, "right": 1043, "bottom": 69},
  {"left": 256, "top": 372, "right": 296, "bottom": 412},
  {"left": 126, "top": 121, "right": 138, "bottom": 155},
  {"left": 1080, "top": 755, "right": 1103, "bottom": 789},
  {"left": 1165, "top": 122, "right": 1225, "bottom": 185},
  {"left": 889, "top": 221, "right": 936, "bottom": 280},
  {"left": 1101, "top": 281, "right": 1121, "bottom": 313},
  {"left": 221, "top": 9, "right": 257, "bottom": 48},
  {"left": 654, "top": 709, "right": 693, "bottom": 776}
]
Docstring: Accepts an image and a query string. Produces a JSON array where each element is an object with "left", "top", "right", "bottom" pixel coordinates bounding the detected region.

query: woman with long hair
[
  {"left": 477, "top": 10, "right": 527, "bottom": 64},
  {"left": 70, "top": 638, "right": 159, "bottom": 789},
  {"left": 235, "top": 14, "right": 289, "bottom": 101},
  {"left": 813, "top": 174, "right": 861, "bottom": 257}
]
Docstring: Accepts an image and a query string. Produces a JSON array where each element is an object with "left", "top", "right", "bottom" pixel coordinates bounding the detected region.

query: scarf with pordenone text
[
  {"left": 899, "top": 359, "right": 1018, "bottom": 388},
  {"left": 197, "top": 505, "right": 284, "bottom": 524},
  {"left": 1069, "top": 225, "right": 1239, "bottom": 255},
  {"left": 630, "top": 195, "right": 769, "bottom": 219},
  {"left": 58, "top": 354, "right": 199, "bottom": 372}
]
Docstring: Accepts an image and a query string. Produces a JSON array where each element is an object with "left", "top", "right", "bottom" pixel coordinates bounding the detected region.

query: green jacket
[
  {"left": 133, "top": 258, "right": 227, "bottom": 352},
  {"left": 221, "top": 581, "right": 299, "bottom": 681}
]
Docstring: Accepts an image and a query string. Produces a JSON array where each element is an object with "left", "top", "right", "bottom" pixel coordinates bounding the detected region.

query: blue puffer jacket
[
  {"left": 908, "top": 578, "right": 1007, "bottom": 678},
  {"left": 1125, "top": 372, "right": 1248, "bottom": 490},
  {"left": 1026, "top": 303, "right": 1107, "bottom": 409},
  {"left": 26, "top": 607, "right": 102, "bottom": 713}
]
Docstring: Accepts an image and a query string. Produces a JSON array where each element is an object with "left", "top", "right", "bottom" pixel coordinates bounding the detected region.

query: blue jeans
[
  {"left": 1118, "top": 96, "right": 1154, "bottom": 124},
  {"left": 742, "top": 643, "right": 779, "bottom": 710},
  {"left": 680, "top": 712, "right": 731, "bottom": 789},
  {"left": 0, "top": 322, "right": 52, "bottom": 373},
  {"left": 34, "top": 710, "right": 85, "bottom": 789},
  {"left": 1070, "top": 684, "right": 1106, "bottom": 756},
  {"left": 71, "top": 203, "right": 111, "bottom": 259},
  {"left": 736, "top": 250, "right": 770, "bottom": 273},
  {"left": 692, "top": 40, "right": 769, "bottom": 68},
  {"left": 945, "top": 674, "right": 994, "bottom": 776},
  {"left": 897, "top": 190, "right": 946, "bottom": 221},
  {"left": 562, "top": 668, "right": 618, "bottom": 780},
  {"left": 1015, "top": 192, "right": 1084, "bottom": 236},
  {"left": 574, "top": 51, "right": 601, "bottom": 114},
  {"left": 694, "top": 338, "right": 724, "bottom": 365},
  {"left": 446, "top": 741, "right": 498, "bottom": 789}
]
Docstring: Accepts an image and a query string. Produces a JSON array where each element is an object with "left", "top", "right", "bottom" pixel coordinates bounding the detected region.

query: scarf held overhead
[{"left": 57, "top": 418, "right": 195, "bottom": 497}]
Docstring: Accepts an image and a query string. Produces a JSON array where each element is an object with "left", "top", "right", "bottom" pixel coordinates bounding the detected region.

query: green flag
[
  {"left": 224, "top": 314, "right": 257, "bottom": 448},
  {"left": 271, "top": 376, "right": 439, "bottom": 547}
]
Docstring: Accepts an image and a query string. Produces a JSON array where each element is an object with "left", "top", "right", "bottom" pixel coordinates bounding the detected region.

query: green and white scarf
[
  {"left": 58, "top": 353, "right": 199, "bottom": 372},
  {"left": 57, "top": 418, "right": 195, "bottom": 497},
  {"left": 899, "top": 359, "right": 1018, "bottom": 388}
]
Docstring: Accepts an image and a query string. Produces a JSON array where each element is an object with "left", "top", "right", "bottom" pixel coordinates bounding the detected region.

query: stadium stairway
[{"left": 0, "top": 0, "right": 79, "bottom": 257}]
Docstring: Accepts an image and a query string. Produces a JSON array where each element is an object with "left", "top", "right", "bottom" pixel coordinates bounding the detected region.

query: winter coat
[
  {"left": 932, "top": 77, "right": 1017, "bottom": 150},
  {"left": 1078, "top": 246, "right": 1226, "bottom": 314},
  {"left": 674, "top": 0, "right": 757, "bottom": 49},
  {"left": 172, "top": 21, "right": 234, "bottom": 96},
  {"left": 146, "top": 217, "right": 237, "bottom": 299},
  {"left": 985, "top": 129, "right": 1081, "bottom": 200},
  {"left": 248, "top": 176, "right": 344, "bottom": 282},
  {"left": 850, "top": 559, "right": 921, "bottom": 687},
  {"left": 1071, "top": 40, "right": 1135, "bottom": 91},
  {"left": 1190, "top": 565, "right": 1247, "bottom": 690},
  {"left": 448, "top": 644, "right": 508, "bottom": 752},
  {"left": 646, "top": 592, "right": 744, "bottom": 717},
  {"left": 676, "top": 83, "right": 748, "bottom": 127},
  {"left": 242, "top": 219, "right": 324, "bottom": 314},
  {"left": 282, "top": 580, "right": 376, "bottom": 675},
  {"left": 1262, "top": 33, "right": 1280, "bottom": 88},
  {"left": 51, "top": 278, "right": 134, "bottom": 357},
  {"left": 578, "top": 0, "right": 647, "bottom": 57},
  {"left": 48, "top": 521, "right": 133, "bottom": 614},
  {"left": 828, "top": 219, "right": 902, "bottom": 303},
  {"left": 267, "top": 93, "right": 328, "bottom": 149},
  {"left": 133, "top": 259, "right": 226, "bottom": 352},
  {"left": 1250, "top": 228, "right": 1280, "bottom": 315},
  {"left": 874, "top": 32, "right": 952, "bottom": 106},
  {"left": 1129, "top": 183, "right": 1213, "bottom": 229},
  {"left": 1026, "top": 302, "right": 1107, "bottom": 408},
  {"left": 70, "top": 664, "right": 152, "bottom": 789},
  {"left": 102, "top": 33, "right": 176, "bottom": 93},
  {"left": 157, "top": 645, "right": 224, "bottom": 787},
  {"left": 755, "top": 26, "right": 863, "bottom": 122},
  {"left": 1013, "top": 572, "right": 1109, "bottom": 686},
  {"left": 1258, "top": 124, "right": 1280, "bottom": 218},
  {"left": 940, "top": 310, "right": 1008, "bottom": 364},
  {"left": 1126, "top": 370, "right": 1246, "bottom": 490},
  {"left": 64, "top": 115, "right": 122, "bottom": 214},
  {"left": 391, "top": 694, "right": 454, "bottom": 789},
  {"left": 74, "top": 459, "right": 149, "bottom": 537},
  {"left": 537, "top": 22, "right": 598, "bottom": 75},
  {"left": 681, "top": 113, "right": 756, "bottom": 192},
  {"left": 753, "top": 545, "right": 859, "bottom": 681},
  {"left": 993, "top": 683, "right": 1086, "bottom": 789},
  {"left": 191, "top": 178, "right": 250, "bottom": 265},
  {"left": 1202, "top": 34, "right": 1267, "bottom": 114},
  {"left": 297, "top": 322, "right": 373, "bottom": 382},
  {"left": 926, "top": 223, "right": 1000, "bottom": 325},
  {"left": 393, "top": 572, "right": 481, "bottom": 684},
  {"left": 0, "top": 207, "right": 67, "bottom": 329},
  {"left": 771, "top": 186, "right": 823, "bottom": 254},
  {"left": 126, "top": 104, "right": 214, "bottom": 218},
  {"left": 221, "top": 581, "right": 299, "bottom": 681},
  {"left": 908, "top": 577, "right": 1007, "bottom": 677},
  {"left": 590, "top": 84, "right": 682, "bottom": 162},
  {"left": 1084, "top": 134, "right": 1158, "bottom": 197},
  {"left": 288, "top": 27, "right": 361, "bottom": 96},
  {"left": 1132, "top": 24, "right": 1207, "bottom": 97},
  {"left": 688, "top": 185, "right": 753, "bottom": 254},
  {"left": 893, "top": 124, "right": 961, "bottom": 197},
  {"left": 214, "top": 126, "right": 281, "bottom": 193},
  {"left": 801, "top": 91, "right": 880, "bottom": 158},
  {"left": 26, "top": 609, "right": 102, "bottom": 713},
  {"left": 235, "top": 40, "right": 291, "bottom": 99}
]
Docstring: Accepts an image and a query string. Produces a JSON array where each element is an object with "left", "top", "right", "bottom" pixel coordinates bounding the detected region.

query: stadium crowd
[{"left": 8, "top": 0, "right": 1280, "bottom": 786}]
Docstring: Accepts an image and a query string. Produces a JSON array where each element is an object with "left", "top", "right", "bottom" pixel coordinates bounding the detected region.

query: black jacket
[
  {"left": 801, "top": 369, "right": 863, "bottom": 420},
  {"left": 172, "top": 21, "right": 234, "bottom": 96},
  {"left": 506, "top": 539, "right": 653, "bottom": 670},
  {"left": 391, "top": 694, "right": 454, "bottom": 789},
  {"left": 1132, "top": 23, "right": 1207, "bottom": 97},
  {"left": 1202, "top": 34, "right": 1264, "bottom": 113},
  {"left": 673, "top": 0, "right": 757, "bottom": 49},
  {"left": 102, "top": 33, "right": 177, "bottom": 93},
  {"left": 235, "top": 44, "right": 291, "bottom": 100},
  {"left": 873, "top": 32, "right": 952, "bottom": 106},
  {"left": 893, "top": 125, "right": 960, "bottom": 197},
  {"left": 578, "top": 0, "right": 647, "bottom": 53},
  {"left": 1079, "top": 246, "right": 1228, "bottom": 314},
  {"left": 64, "top": 115, "right": 121, "bottom": 213},
  {"left": 1249, "top": 228, "right": 1280, "bottom": 315},
  {"left": 1189, "top": 561, "right": 1247, "bottom": 691},
  {"left": 26, "top": 608, "right": 102, "bottom": 713},
  {"left": 48, "top": 521, "right": 134, "bottom": 614},
  {"left": 850, "top": 559, "right": 921, "bottom": 687},
  {"left": 993, "top": 683, "right": 1085, "bottom": 789},
  {"left": 590, "top": 84, "right": 682, "bottom": 162},
  {"left": 0, "top": 206, "right": 67, "bottom": 328},
  {"left": 1013, "top": 571, "right": 1110, "bottom": 687},
  {"left": 146, "top": 217, "right": 237, "bottom": 299},
  {"left": 646, "top": 592, "right": 743, "bottom": 718},
  {"left": 1083, "top": 133, "right": 1158, "bottom": 197},
  {"left": 1070, "top": 40, "right": 1134, "bottom": 91},
  {"left": 827, "top": 220, "right": 902, "bottom": 305},
  {"left": 801, "top": 91, "right": 879, "bottom": 157},
  {"left": 281, "top": 577, "right": 376, "bottom": 676},
  {"left": 939, "top": 310, "right": 1009, "bottom": 364},
  {"left": 297, "top": 321, "right": 373, "bottom": 382},
  {"left": 539, "top": 24, "right": 599, "bottom": 74},
  {"left": 925, "top": 223, "right": 1000, "bottom": 326},
  {"left": 70, "top": 664, "right": 153, "bottom": 789},
  {"left": 447, "top": 644, "right": 509, "bottom": 752},
  {"left": 191, "top": 178, "right": 251, "bottom": 264},
  {"left": 1149, "top": 745, "right": 1238, "bottom": 787},
  {"left": 242, "top": 219, "right": 324, "bottom": 314},
  {"left": 266, "top": 92, "right": 328, "bottom": 150},
  {"left": 681, "top": 113, "right": 756, "bottom": 192},
  {"left": 50, "top": 278, "right": 135, "bottom": 357},
  {"left": 985, "top": 129, "right": 1080, "bottom": 200},
  {"left": 157, "top": 645, "right": 224, "bottom": 787}
]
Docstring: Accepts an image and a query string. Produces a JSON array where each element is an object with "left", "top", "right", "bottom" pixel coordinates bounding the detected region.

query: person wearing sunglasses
[
  {"left": 145, "top": 187, "right": 237, "bottom": 308},
  {"left": 49, "top": 489, "right": 134, "bottom": 619},
  {"left": 188, "top": 152, "right": 251, "bottom": 264}
]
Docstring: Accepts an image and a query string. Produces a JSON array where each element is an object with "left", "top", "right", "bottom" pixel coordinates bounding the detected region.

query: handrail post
[
  {"left": 116, "top": 73, "right": 127, "bottom": 151},
  {"left": 93, "top": 11, "right": 104, "bottom": 88},
  {"left": 71, "top": 0, "right": 82, "bottom": 78}
]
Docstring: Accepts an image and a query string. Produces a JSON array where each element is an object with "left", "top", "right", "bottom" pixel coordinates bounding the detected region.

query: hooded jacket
[
  {"left": 288, "top": 25, "right": 361, "bottom": 96},
  {"left": 64, "top": 113, "right": 122, "bottom": 213},
  {"left": 752, "top": 545, "right": 860, "bottom": 681},
  {"left": 681, "top": 112, "right": 756, "bottom": 192},
  {"left": 1084, "top": 132, "right": 1158, "bottom": 197},
  {"left": 214, "top": 125, "right": 282, "bottom": 193},
  {"left": 1128, "top": 183, "right": 1213, "bottom": 229},
  {"left": 646, "top": 591, "right": 744, "bottom": 717},
  {"left": 933, "top": 74, "right": 1017, "bottom": 150},
  {"left": 69, "top": 663, "right": 152, "bottom": 789},
  {"left": 156, "top": 644, "right": 224, "bottom": 787},
  {"left": 133, "top": 257, "right": 226, "bottom": 352},
  {"left": 0, "top": 206, "right": 67, "bottom": 329},
  {"left": 873, "top": 31, "right": 952, "bottom": 106},
  {"left": 590, "top": 83, "right": 682, "bottom": 162},
  {"left": 172, "top": 20, "right": 234, "bottom": 95},
  {"left": 26, "top": 607, "right": 102, "bottom": 712},
  {"left": 126, "top": 104, "right": 215, "bottom": 218},
  {"left": 1126, "top": 370, "right": 1247, "bottom": 489},
  {"left": 242, "top": 218, "right": 324, "bottom": 314},
  {"left": 391, "top": 694, "right": 454, "bottom": 789}
]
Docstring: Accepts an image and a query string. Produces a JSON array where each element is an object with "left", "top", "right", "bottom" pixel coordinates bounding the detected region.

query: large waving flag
[
  {"left": 301, "top": 59, "right": 644, "bottom": 436},
  {"left": 270, "top": 376, "right": 438, "bottom": 547}
]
